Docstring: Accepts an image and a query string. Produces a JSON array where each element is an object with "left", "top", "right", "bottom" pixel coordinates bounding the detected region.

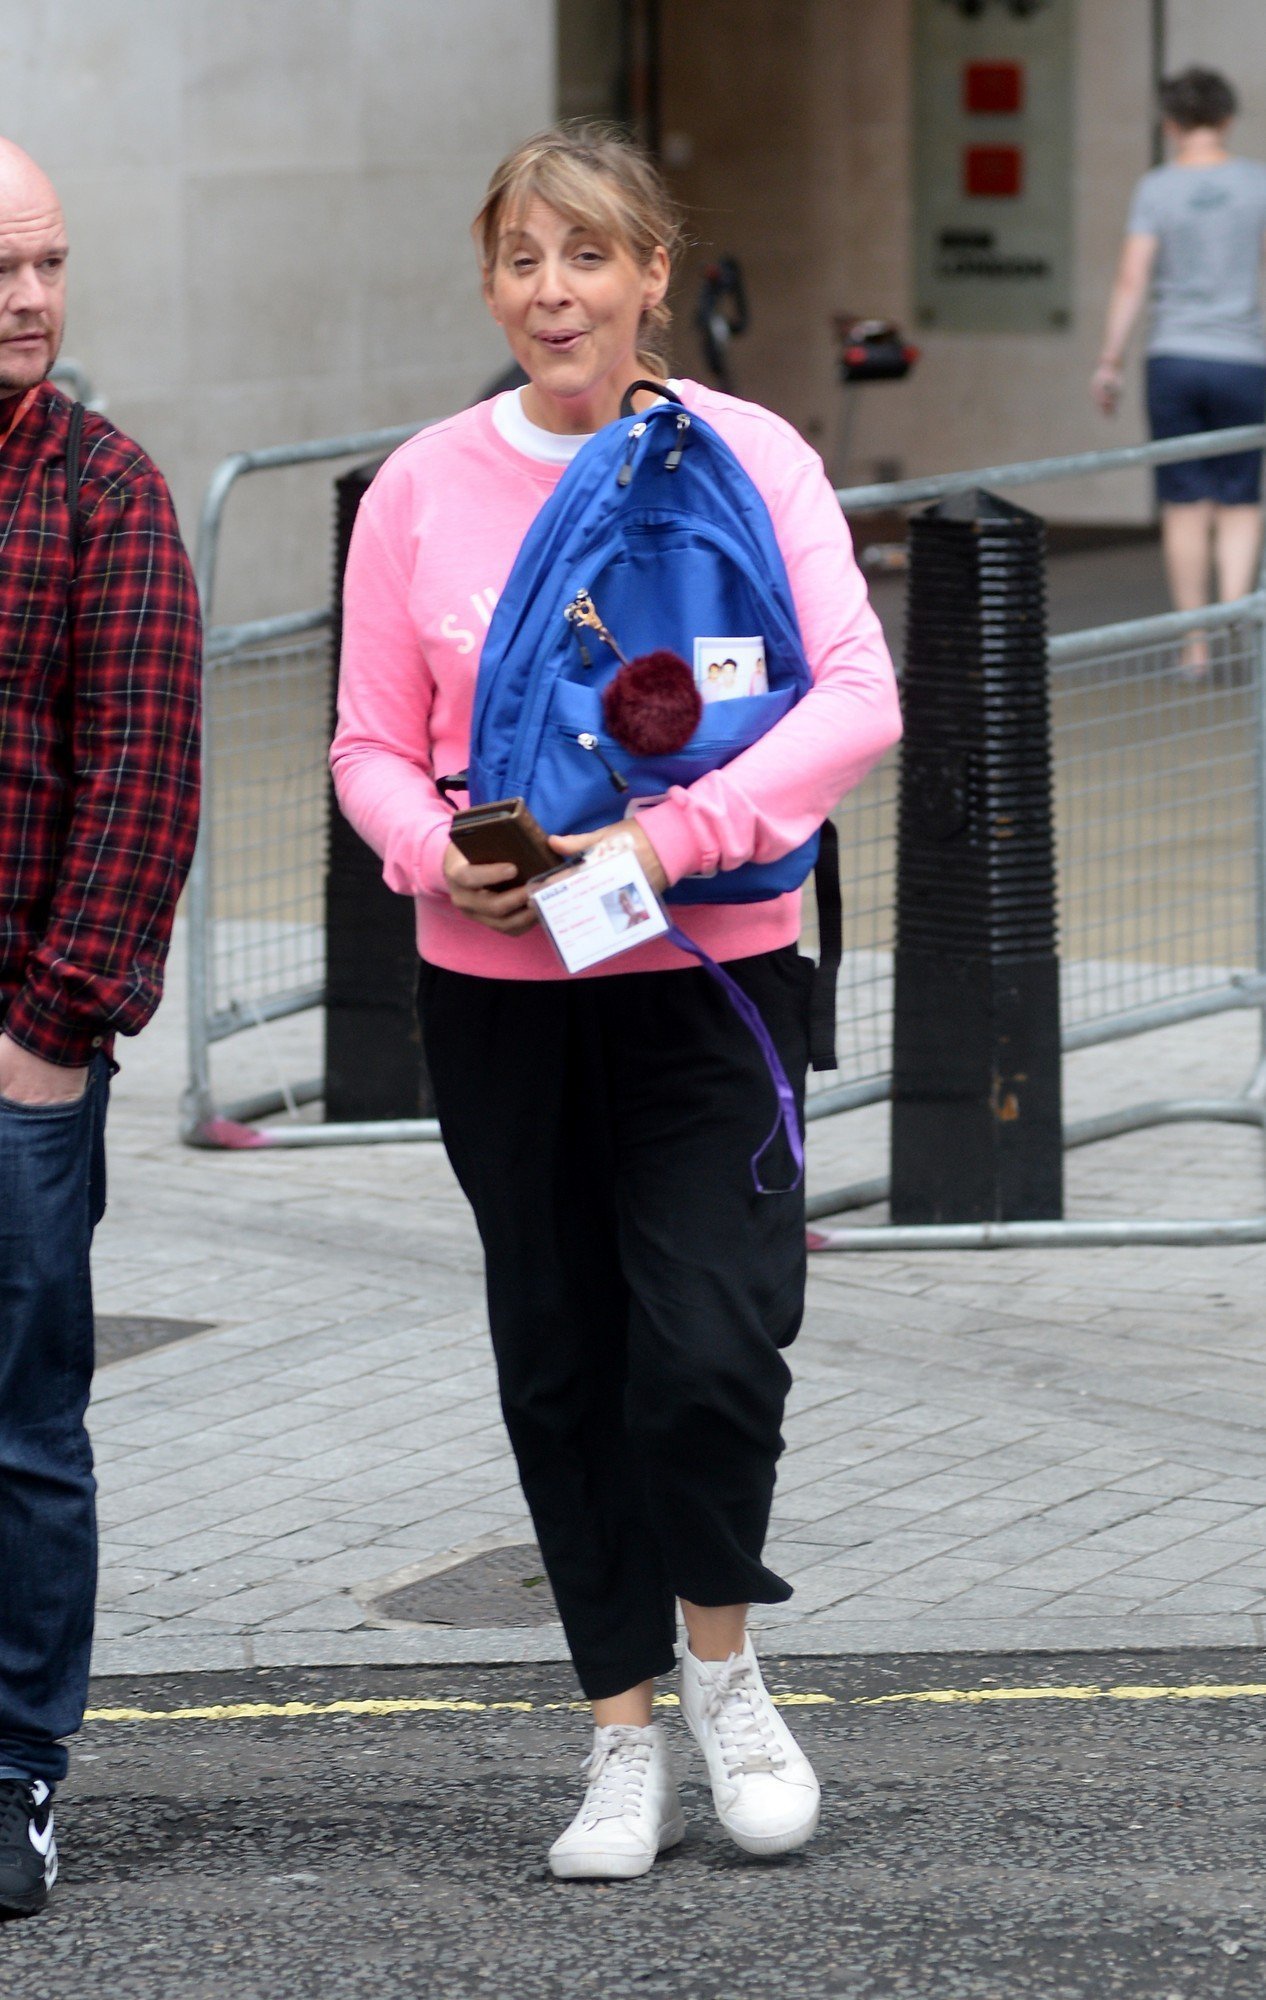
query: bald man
[{"left": 0, "top": 142, "right": 201, "bottom": 1917}]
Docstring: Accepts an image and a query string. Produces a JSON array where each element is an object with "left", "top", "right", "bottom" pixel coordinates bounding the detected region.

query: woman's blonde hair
[{"left": 474, "top": 122, "right": 684, "bottom": 378}]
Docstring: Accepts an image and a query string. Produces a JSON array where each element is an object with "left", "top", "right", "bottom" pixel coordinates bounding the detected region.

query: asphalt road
[{"left": 2, "top": 1649, "right": 1263, "bottom": 1999}]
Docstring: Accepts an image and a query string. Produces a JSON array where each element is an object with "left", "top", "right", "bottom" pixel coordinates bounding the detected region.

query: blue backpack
[{"left": 456, "top": 382, "right": 840, "bottom": 1071}]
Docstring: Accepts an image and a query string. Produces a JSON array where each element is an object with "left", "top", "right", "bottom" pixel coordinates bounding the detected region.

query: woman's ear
[
  {"left": 643, "top": 244, "right": 670, "bottom": 314},
  {"left": 483, "top": 272, "right": 503, "bottom": 326}
]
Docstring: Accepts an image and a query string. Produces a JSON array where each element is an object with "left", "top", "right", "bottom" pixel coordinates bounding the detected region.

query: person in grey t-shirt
[{"left": 1094, "top": 68, "right": 1266, "bottom": 676}]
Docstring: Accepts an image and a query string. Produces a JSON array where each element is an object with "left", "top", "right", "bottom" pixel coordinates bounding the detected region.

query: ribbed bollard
[
  {"left": 889, "top": 489, "right": 1063, "bottom": 1224},
  {"left": 324, "top": 459, "right": 436, "bottom": 1123}
]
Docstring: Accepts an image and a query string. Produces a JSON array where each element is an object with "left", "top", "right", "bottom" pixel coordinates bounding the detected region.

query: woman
[
  {"left": 332, "top": 126, "right": 901, "bottom": 1879},
  {"left": 1094, "top": 67, "right": 1266, "bottom": 675}
]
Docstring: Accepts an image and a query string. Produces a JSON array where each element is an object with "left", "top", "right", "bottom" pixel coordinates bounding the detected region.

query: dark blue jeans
[{"left": 0, "top": 1054, "right": 109, "bottom": 1786}]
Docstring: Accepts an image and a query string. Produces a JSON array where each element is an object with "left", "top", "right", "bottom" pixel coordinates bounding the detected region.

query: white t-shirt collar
[{"left": 492, "top": 383, "right": 682, "bottom": 465}]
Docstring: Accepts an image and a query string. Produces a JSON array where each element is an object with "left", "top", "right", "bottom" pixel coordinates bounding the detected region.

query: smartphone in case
[{"left": 448, "top": 797, "right": 558, "bottom": 885}]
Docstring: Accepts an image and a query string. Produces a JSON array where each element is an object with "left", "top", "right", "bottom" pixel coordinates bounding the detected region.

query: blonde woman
[{"left": 332, "top": 126, "right": 901, "bottom": 1879}]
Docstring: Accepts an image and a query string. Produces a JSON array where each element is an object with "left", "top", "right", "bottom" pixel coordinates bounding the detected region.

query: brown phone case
[{"left": 448, "top": 797, "right": 558, "bottom": 884}]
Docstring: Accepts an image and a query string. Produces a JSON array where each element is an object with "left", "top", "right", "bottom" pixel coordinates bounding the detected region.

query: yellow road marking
[
  {"left": 83, "top": 1683, "right": 1266, "bottom": 1725},
  {"left": 84, "top": 1692, "right": 831, "bottom": 1724},
  {"left": 858, "top": 1682, "right": 1266, "bottom": 1708}
]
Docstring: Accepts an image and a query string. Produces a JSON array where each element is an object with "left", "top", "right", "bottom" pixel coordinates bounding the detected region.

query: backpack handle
[{"left": 618, "top": 379, "right": 684, "bottom": 420}]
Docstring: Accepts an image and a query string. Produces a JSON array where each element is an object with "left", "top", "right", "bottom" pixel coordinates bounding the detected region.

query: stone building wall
[
  {"left": 660, "top": 0, "right": 1266, "bottom": 522},
  {"left": 1, "top": 0, "right": 555, "bottom": 616}
]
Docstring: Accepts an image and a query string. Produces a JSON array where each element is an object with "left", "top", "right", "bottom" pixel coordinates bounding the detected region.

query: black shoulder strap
[
  {"left": 809, "top": 818, "right": 841, "bottom": 1072},
  {"left": 618, "top": 378, "right": 684, "bottom": 419},
  {"left": 64, "top": 399, "right": 85, "bottom": 565}
]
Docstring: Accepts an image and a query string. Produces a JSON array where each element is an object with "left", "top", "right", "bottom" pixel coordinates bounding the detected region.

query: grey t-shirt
[{"left": 1128, "top": 158, "right": 1266, "bottom": 364}]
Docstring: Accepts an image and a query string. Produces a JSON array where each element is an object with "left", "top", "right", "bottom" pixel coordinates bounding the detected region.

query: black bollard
[
  {"left": 889, "top": 489, "right": 1063, "bottom": 1224},
  {"left": 323, "top": 458, "right": 435, "bottom": 1123}
]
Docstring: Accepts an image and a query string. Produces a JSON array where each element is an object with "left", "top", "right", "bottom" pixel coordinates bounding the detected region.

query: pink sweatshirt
[{"left": 331, "top": 379, "right": 901, "bottom": 980}]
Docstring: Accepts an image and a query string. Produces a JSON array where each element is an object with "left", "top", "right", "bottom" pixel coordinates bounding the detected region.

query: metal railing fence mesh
[
  {"left": 203, "top": 627, "right": 332, "bottom": 1034},
  {"left": 1054, "top": 626, "right": 1258, "bottom": 1032}
]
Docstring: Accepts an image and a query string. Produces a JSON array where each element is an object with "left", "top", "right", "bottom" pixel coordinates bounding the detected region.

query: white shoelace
[
  {"left": 703, "top": 1655, "right": 787, "bottom": 1779},
  {"left": 578, "top": 1727, "right": 653, "bottom": 1826}
]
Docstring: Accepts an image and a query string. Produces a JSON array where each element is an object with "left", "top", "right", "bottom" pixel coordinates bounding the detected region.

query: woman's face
[{"left": 484, "top": 195, "right": 669, "bottom": 434}]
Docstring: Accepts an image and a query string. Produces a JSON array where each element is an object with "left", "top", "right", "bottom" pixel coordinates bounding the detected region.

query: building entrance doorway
[{"left": 557, "top": 0, "right": 661, "bottom": 144}]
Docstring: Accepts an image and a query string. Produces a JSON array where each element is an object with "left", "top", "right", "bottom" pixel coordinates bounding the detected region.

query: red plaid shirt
[{"left": 0, "top": 384, "right": 202, "bottom": 1067}]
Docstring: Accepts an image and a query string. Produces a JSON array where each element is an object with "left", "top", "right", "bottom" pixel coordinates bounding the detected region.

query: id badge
[{"left": 529, "top": 837, "right": 670, "bottom": 974}]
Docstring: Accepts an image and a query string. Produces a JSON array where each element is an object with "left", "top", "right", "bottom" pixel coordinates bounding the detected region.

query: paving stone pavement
[{"left": 87, "top": 926, "right": 1266, "bottom": 1677}]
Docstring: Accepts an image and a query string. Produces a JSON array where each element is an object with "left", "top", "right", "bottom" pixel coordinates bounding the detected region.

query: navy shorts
[{"left": 1146, "top": 354, "right": 1266, "bottom": 504}]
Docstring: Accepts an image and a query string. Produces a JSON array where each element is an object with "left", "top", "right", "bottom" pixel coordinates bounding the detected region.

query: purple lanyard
[{"left": 665, "top": 923, "right": 805, "bottom": 1195}]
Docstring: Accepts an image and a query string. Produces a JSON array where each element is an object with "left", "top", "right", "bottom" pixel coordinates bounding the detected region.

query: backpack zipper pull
[
  {"left": 563, "top": 597, "right": 593, "bottom": 667},
  {"left": 664, "top": 412, "right": 691, "bottom": 472},
  {"left": 576, "top": 731, "right": 630, "bottom": 794},
  {"left": 565, "top": 589, "right": 630, "bottom": 665},
  {"left": 617, "top": 420, "right": 647, "bottom": 487}
]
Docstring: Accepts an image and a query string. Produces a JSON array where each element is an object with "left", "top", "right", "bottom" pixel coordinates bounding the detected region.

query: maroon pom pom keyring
[{"left": 564, "top": 589, "right": 701, "bottom": 756}]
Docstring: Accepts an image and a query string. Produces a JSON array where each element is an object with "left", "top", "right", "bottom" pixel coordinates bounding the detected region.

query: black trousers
[{"left": 417, "top": 947, "right": 810, "bottom": 1700}]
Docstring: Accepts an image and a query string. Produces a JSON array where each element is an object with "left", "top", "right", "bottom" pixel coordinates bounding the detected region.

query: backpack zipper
[
  {"left": 569, "top": 729, "right": 630, "bottom": 795},
  {"left": 617, "top": 420, "right": 648, "bottom": 487},
  {"left": 564, "top": 589, "right": 630, "bottom": 665},
  {"left": 664, "top": 413, "right": 691, "bottom": 471}
]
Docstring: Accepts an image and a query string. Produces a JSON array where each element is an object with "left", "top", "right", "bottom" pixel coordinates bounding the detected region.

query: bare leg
[
  {"left": 1212, "top": 503, "right": 1264, "bottom": 603},
  {"left": 593, "top": 1680, "right": 655, "bottom": 1728},
  {"left": 590, "top": 1603, "right": 752, "bottom": 1721},
  {"left": 1161, "top": 500, "right": 1214, "bottom": 673},
  {"left": 680, "top": 1600, "right": 749, "bottom": 1663}
]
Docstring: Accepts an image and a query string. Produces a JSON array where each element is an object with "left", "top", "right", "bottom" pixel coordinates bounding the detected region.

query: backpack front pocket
[{"left": 529, "top": 679, "right": 797, "bottom": 835}]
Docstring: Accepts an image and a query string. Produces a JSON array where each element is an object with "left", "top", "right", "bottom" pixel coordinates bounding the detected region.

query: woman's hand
[
  {"left": 548, "top": 819, "right": 668, "bottom": 894},
  {"left": 441, "top": 843, "right": 538, "bottom": 935},
  {"left": 1092, "top": 359, "right": 1123, "bottom": 416}
]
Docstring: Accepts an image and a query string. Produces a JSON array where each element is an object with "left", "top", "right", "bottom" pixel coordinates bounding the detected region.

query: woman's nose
[{"left": 534, "top": 257, "right": 574, "bottom": 307}]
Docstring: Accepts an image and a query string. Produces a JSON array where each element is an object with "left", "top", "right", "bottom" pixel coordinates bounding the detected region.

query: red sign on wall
[
  {"left": 963, "top": 145, "right": 1024, "bottom": 199},
  {"left": 964, "top": 61, "right": 1024, "bottom": 116}
]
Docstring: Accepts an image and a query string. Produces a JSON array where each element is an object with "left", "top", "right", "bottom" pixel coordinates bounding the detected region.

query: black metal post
[
  {"left": 324, "top": 459, "right": 435, "bottom": 1122},
  {"left": 890, "top": 489, "right": 1063, "bottom": 1224}
]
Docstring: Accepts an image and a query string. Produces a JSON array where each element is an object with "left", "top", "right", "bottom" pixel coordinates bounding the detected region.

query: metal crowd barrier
[
  {"left": 182, "top": 420, "right": 1266, "bottom": 1249},
  {"left": 48, "top": 358, "right": 103, "bottom": 410},
  {"left": 182, "top": 424, "right": 428, "bottom": 1148},
  {"left": 809, "top": 423, "right": 1266, "bottom": 1248}
]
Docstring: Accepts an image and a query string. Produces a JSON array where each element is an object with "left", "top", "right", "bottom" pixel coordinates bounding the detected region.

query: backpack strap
[
  {"left": 808, "top": 819, "right": 841, "bottom": 1072},
  {"left": 618, "top": 378, "right": 685, "bottom": 418},
  {"left": 64, "top": 399, "right": 85, "bottom": 565}
]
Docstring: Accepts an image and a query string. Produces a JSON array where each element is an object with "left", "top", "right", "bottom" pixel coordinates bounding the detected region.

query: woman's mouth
[{"left": 536, "top": 330, "right": 587, "bottom": 351}]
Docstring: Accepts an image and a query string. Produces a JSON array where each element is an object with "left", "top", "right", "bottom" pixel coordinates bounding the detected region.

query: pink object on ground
[{"left": 192, "top": 1116, "right": 276, "bottom": 1150}]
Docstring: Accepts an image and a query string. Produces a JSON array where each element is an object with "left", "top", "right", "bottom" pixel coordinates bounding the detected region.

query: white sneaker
[
  {"left": 548, "top": 1723, "right": 685, "bottom": 1880},
  {"left": 680, "top": 1636, "right": 821, "bottom": 1857}
]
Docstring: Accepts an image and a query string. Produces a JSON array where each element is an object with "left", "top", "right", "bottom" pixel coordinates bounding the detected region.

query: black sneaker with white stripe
[{"left": 0, "top": 1779, "right": 57, "bottom": 1917}]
